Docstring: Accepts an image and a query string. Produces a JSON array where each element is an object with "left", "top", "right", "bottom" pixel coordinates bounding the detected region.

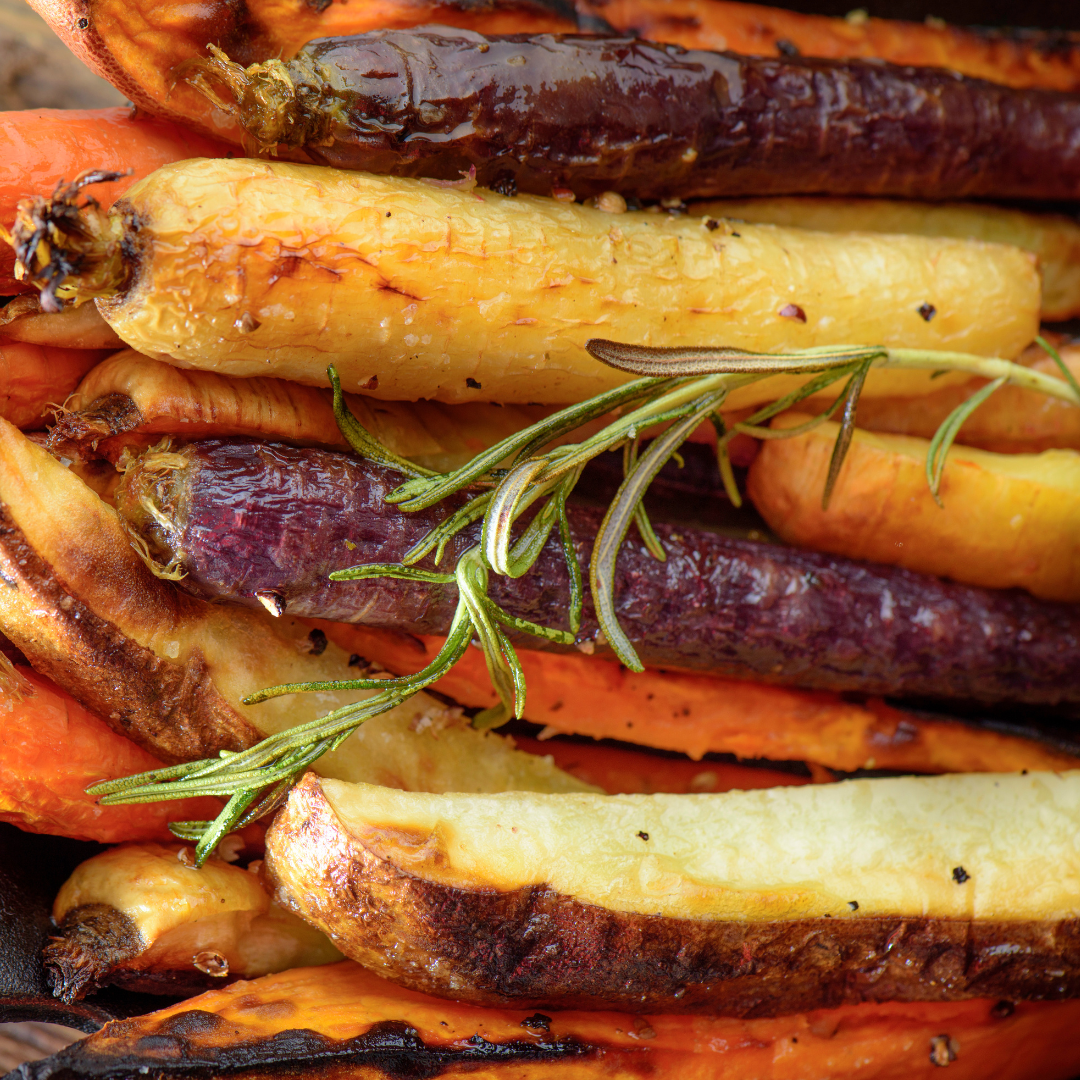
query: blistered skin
[
  {"left": 251, "top": 29, "right": 1080, "bottom": 200},
  {"left": 118, "top": 440, "right": 1080, "bottom": 710}
]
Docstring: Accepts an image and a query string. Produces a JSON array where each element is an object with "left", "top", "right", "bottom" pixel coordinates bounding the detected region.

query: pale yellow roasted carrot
[{"left": 7, "top": 159, "right": 1039, "bottom": 405}]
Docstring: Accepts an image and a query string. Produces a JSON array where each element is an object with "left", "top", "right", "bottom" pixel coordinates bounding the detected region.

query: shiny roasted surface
[
  {"left": 264, "top": 773, "right": 1080, "bottom": 1013},
  {"left": 95, "top": 159, "right": 1037, "bottom": 404},
  {"left": 16, "top": 960, "right": 1080, "bottom": 1080}
]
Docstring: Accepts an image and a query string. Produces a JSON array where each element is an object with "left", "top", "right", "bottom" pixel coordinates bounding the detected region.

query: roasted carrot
[
  {"left": 0, "top": 107, "right": 230, "bottom": 293},
  {"left": 0, "top": 294, "right": 123, "bottom": 349},
  {"left": 40, "top": 960, "right": 1080, "bottom": 1080},
  {"left": 7, "top": 159, "right": 1038, "bottom": 403},
  {"left": 850, "top": 342, "right": 1080, "bottom": 454},
  {"left": 313, "top": 624, "right": 1080, "bottom": 776},
  {"left": 692, "top": 196, "right": 1080, "bottom": 322},
  {"left": 587, "top": 1, "right": 1080, "bottom": 91},
  {"left": 0, "top": 665, "right": 223, "bottom": 843},
  {"left": 26, "top": 0, "right": 1080, "bottom": 151},
  {"left": 513, "top": 735, "right": 809, "bottom": 793},
  {"left": 748, "top": 416, "right": 1080, "bottom": 602},
  {"left": 0, "top": 338, "right": 113, "bottom": 429}
]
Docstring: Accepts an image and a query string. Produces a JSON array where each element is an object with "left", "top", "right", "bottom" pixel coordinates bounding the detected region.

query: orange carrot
[
  {"left": 314, "top": 623, "right": 1080, "bottom": 776},
  {"left": 0, "top": 665, "right": 222, "bottom": 843},
  {"left": 587, "top": 0, "right": 1080, "bottom": 91},
  {"left": 513, "top": 735, "right": 807, "bottom": 794},
  {"left": 0, "top": 338, "right": 113, "bottom": 428},
  {"left": 0, "top": 107, "right": 230, "bottom": 293}
]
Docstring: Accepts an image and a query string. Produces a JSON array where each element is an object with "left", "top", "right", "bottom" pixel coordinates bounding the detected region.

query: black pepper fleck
[
  {"left": 918, "top": 302, "right": 937, "bottom": 321},
  {"left": 637, "top": 831, "right": 649, "bottom": 841},
  {"left": 77, "top": 16, "right": 89, "bottom": 28},
  {"left": 776, "top": 38, "right": 800, "bottom": 56},
  {"left": 991, "top": 1000, "right": 1015, "bottom": 1019},
  {"left": 307, "top": 629, "right": 328, "bottom": 656},
  {"left": 348, "top": 654, "right": 363, "bottom": 668},
  {"left": 848, "top": 900, "right": 859, "bottom": 911},
  {"left": 705, "top": 218, "right": 721, "bottom": 231},
  {"left": 779, "top": 303, "right": 807, "bottom": 322},
  {"left": 952, "top": 866, "right": 970, "bottom": 884}
]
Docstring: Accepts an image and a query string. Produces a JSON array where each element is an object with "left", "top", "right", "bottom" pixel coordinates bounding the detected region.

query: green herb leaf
[{"left": 926, "top": 376, "right": 1008, "bottom": 505}]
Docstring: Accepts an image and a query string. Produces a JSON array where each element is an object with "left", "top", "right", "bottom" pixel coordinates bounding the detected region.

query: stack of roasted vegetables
[{"left": 2, "top": 0, "right": 1080, "bottom": 1077}]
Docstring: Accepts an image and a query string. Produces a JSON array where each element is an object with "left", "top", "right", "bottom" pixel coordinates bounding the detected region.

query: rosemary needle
[{"left": 92, "top": 339, "right": 1080, "bottom": 864}]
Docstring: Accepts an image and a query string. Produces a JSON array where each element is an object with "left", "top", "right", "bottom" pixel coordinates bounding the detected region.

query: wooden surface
[
  {"left": 0, "top": 0, "right": 124, "bottom": 111},
  {"left": 0, "top": 1023, "right": 81, "bottom": 1073}
]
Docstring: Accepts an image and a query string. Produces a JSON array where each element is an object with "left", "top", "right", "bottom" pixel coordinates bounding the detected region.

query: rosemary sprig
[{"left": 92, "top": 337, "right": 1080, "bottom": 864}]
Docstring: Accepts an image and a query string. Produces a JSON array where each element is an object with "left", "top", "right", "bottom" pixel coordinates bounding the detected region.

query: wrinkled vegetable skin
[
  {"left": 248, "top": 29, "right": 1080, "bottom": 201},
  {"left": 266, "top": 775, "right": 1080, "bottom": 1014},
  {"left": 93, "top": 160, "right": 1037, "bottom": 405},
  {"left": 17, "top": 962, "right": 1080, "bottom": 1080},
  {"left": 120, "top": 441, "right": 1080, "bottom": 710}
]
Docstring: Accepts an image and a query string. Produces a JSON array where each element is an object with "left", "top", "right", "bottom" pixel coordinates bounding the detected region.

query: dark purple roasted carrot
[
  {"left": 115, "top": 440, "right": 1080, "bottom": 710},
  {"left": 188, "top": 28, "right": 1080, "bottom": 202}
]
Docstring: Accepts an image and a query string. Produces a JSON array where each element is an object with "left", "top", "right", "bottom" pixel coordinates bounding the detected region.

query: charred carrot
[
  {"left": 190, "top": 31, "right": 1080, "bottom": 202},
  {"left": 0, "top": 339, "right": 113, "bottom": 429},
  {"left": 0, "top": 665, "right": 223, "bottom": 843},
  {"left": 31, "top": 959, "right": 1080, "bottom": 1080},
  {"left": 320, "top": 624, "right": 1080, "bottom": 776},
  {"left": 0, "top": 108, "right": 230, "bottom": 294}
]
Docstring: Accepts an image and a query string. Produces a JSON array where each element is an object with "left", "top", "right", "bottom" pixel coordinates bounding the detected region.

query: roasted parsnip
[
  {"left": 0, "top": 419, "right": 592, "bottom": 795},
  {"left": 23, "top": 960, "right": 1080, "bottom": 1080},
  {"left": 694, "top": 197, "right": 1080, "bottom": 321},
  {"left": 747, "top": 416, "right": 1080, "bottom": 601},
  {"left": 8, "top": 160, "right": 1039, "bottom": 403},
  {"left": 48, "top": 352, "right": 553, "bottom": 472},
  {"left": 266, "top": 772, "right": 1080, "bottom": 1013},
  {"left": 46, "top": 843, "right": 340, "bottom": 1001}
]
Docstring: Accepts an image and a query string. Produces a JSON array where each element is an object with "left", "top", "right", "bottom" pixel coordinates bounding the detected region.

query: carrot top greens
[{"left": 89, "top": 338, "right": 1080, "bottom": 865}]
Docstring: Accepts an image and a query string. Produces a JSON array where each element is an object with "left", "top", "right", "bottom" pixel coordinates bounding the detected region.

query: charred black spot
[
  {"left": 521, "top": 1012, "right": 552, "bottom": 1032},
  {"left": 156, "top": 1010, "right": 228, "bottom": 1036},
  {"left": 46, "top": 394, "right": 143, "bottom": 460},
  {"left": 991, "top": 1000, "right": 1015, "bottom": 1018},
  {"left": 307, "top": 629, "right": 328, "bottom": 656},
  {"left": 465, "top": 378, "right": 482, "bottom": 389},
  {"left": 304, "top": 0, "right": 332, "bottom": 12},
  {"left": 14, "top": 1019, "right": 590, "bottom": 1080},
  {"left": 775, "top": 38, "right": 800, "bottom": 56},
  {"left": 705, "top": 218, "right": 720, "bottom": 231},
  {"left": 44, "top": 905, "right": 144, "bottom": 1004},
  {"left": 348, "top": 654, "right": 363, "bottom": 667}
]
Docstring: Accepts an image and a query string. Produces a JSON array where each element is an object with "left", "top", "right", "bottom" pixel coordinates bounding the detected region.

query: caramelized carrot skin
[
  {"left": 0, "top": 108, "right": 229, "bottom": 292},
  {"left": 318, "top": 625, "right": 1080, "bottom": 776},
  {"left": 0, "top": 339, "right": 112, "bottom": 429},
  {"left": 49, "top": 960, "right": 1080, "bottom": 1080},
  {"left": 0, "top": 666, "right": 222, "bottom": 843},
  {"left": 589, "top": 0, "right": 1080, "bottom": 91}
]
